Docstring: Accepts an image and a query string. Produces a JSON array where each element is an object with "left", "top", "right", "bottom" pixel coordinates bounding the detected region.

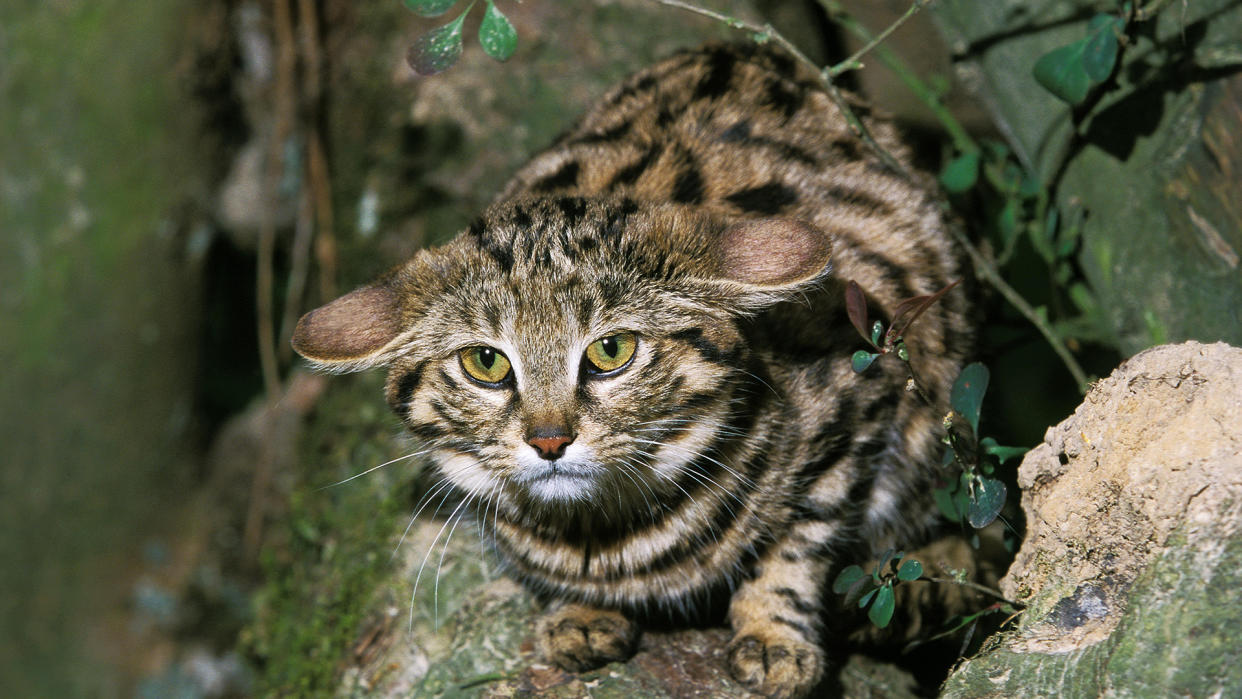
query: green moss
[
  {"left": 247, "top": 373, "right": 418, "bottom": 694},
  {"left": 943, "top": 511, "right": 1242, "bottom": 696}
]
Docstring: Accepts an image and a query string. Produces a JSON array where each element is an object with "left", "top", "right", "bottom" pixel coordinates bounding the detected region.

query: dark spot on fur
[
  {"left": 672, "top": 167, "right": 705, "bottom": 204},
  {"left": 609, "top": 146, "right": 662, "bottom": 188},
  {"left": 725, "top": 182, "right": 799, "bottom": 215},
  {"left": 694, "top": 47, "right": 735, "bottom": 100},
  {"left": 763, "top": 78, "right": 804, "bottom": 119},
  {"left": 533, "top": 161, "right": 581, "bottom": 192}
]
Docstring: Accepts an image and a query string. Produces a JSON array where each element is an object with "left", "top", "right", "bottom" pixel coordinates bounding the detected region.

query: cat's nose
[{"left": 527, "top": 431, "right": 574, "bottom": 460}]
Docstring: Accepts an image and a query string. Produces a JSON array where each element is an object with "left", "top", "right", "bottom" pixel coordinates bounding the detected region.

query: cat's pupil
[
  {"left": 479, "top": 348, "right": 496, "bottom": 369},
  {"left": 600, "top": 337, "right": 618, "bottom": 358}
]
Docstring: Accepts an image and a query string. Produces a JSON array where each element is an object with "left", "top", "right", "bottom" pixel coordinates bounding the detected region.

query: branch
[
  {"left": 948, "top": 223, "right": 1090, "bottom": 393},
  {"left": 826, "top": 0, "right": 931, "bottom": 78},
  {"left": 650, "top": 0, "right": 913, "bottom": 180}
]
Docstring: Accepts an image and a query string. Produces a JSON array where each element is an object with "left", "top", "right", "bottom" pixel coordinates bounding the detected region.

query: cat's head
[{"left": 292, "top": 195, "right": 831, "bottom": 517}]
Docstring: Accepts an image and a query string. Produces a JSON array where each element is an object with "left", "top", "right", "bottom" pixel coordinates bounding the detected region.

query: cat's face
[{"left": 292, "top": 196, "right": 832, "bottom": 516}]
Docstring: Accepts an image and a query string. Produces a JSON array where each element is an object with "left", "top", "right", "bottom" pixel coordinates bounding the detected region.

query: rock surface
[{"left": 942, "top": 341, "right": 1242, "bottom": 697}]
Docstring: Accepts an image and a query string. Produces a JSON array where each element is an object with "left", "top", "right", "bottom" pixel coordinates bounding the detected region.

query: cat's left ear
[
  {"left": 710, "top": 218, "right": 832, "bottom": 307},
  {"left": 291, "top": 284, "right": 407, "bottom": 372}
]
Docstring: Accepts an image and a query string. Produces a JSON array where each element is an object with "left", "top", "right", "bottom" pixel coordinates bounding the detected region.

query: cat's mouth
[{"left": 512, "top": 459, "right": 605, "bottom": 502}]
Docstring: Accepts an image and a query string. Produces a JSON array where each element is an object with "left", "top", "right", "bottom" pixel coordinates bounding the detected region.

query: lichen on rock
[{"left": 942, "top": 341, "right": 1242, "bottom": 697}]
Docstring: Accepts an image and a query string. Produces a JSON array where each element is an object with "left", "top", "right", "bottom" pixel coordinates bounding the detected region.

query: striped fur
[{"left": 293, "top": 43, "right": 972, "bottom": 698}]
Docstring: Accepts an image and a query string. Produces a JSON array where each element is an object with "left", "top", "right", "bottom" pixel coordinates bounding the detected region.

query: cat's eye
[
  {"left": 584, "top": 332, "right": 638, "bottom": 375},
  {"left": 459, "top": 346, "right": 512, "bottom": 386}
]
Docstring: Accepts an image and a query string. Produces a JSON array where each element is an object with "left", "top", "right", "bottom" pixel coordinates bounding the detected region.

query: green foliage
[
  {"left": 407, "top": 8, "right": 469, "bottom": 76},
  {"left": 833, "top": 549, "right": 923, "bottom": 628},
  {"left": 936, "top": 363, "right": 1025, "bottom": 532},
  {"left": 1032, "top": 13, "right": 1125, "bottom": 105},
  {"left": 404, "top": 0, "right": 518, "bottom": 75},
  {"left": 479, "top": 1, "right": 517, "bottom": 61}
]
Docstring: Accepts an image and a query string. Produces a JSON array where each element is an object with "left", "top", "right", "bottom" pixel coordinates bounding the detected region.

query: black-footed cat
[{"left": 292, "top": 43, "right": 971, "bottom": 698}]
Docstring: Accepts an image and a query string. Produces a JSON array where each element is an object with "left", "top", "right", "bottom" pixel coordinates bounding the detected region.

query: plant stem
[
  {"left": 819, "top": 0, "right": 977, "bottom": 156},
  {"left": 1134, "top": 0, "right": 1174, "bottom": 21},
  {"left": 827, "top": 0, "right": 930, "bottom": 78},
  {"left": 917, "top": 576, "right": 1019, "bottom": 606},
  {"left": 947, "top": 223, "right": 1090, "bottom": 393},
  {"left": 650, "top": 0, "right": 912, "bottom": 179}
]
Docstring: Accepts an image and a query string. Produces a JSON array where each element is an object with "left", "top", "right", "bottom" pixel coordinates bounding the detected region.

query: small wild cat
[{"left": 292, "top": 43, "right": 971, "bottom": 698}]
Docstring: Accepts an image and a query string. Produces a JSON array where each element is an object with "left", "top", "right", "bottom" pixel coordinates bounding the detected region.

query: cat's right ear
[{"left": 291, "top": 284, "right": 406, "bottom": 372}]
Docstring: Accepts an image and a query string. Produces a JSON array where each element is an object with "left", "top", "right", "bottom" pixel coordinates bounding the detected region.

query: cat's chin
[{"left": 512, "top": 449, "right": 605, "bottom": 503}]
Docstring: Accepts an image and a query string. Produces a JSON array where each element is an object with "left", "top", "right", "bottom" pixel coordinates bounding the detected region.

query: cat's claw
[
  {"left": 727, "top": 629, "right": 824, "bottom": 699},
  {"left": 536, "top": 603, "right": 638, "bottom": 672}
]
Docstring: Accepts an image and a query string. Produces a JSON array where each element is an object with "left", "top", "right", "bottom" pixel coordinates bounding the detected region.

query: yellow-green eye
[
  {"left": 584, "top": 332, "right": 637, "bottom": 374},
  {"left": 459, "top": 346, "right": 512, "bottom": 385}
]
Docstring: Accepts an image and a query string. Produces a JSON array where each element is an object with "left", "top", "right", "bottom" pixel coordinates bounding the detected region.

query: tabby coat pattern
[{"left": 293, "top": 43, "right": 971, "bottom": 698}]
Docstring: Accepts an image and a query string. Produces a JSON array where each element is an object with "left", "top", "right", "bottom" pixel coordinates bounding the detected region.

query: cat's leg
[
  {"left": 726, "top": 519, "right": 836, "bottom": 699},
  {"left": 536, "top": 602, "right": 639, "bottom": 672}
]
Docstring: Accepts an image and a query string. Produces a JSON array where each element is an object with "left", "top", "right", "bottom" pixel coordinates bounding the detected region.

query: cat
[{"left": 291, "top": 42, "right": 972, "bottom": 698}]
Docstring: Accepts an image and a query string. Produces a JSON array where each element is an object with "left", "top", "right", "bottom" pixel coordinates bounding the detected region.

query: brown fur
[{"left": 293, "top": 43, "right": 972, "bottom": 697}]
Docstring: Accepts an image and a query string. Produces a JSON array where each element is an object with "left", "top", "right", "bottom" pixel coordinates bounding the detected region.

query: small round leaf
[
  {"left": 479, "top": 1, "right": 517, "bottom": 61},
  {"left": 868, "top": 585, "right": 896, "bottom": 628},
  {"left": 832, "top": 565, "right": 866, "bottom": 594},
  {"left": 939, "top": 151, "right": 980, "bottom": 193},
  {"left": 852, "top": 350, "right": 879, "bottom": 374},
  {"left": 859, "top": 587, "right": 878, "bottom": 609},
  {"left": 950, "top": 362, "right": 989, "bottom": 435},
  {"left": 407, "top": 11, "right": 469, "bottom": 76},
  {"left": 967, "top": 476, "right": 1008, "bottom": 529},
  {"left": 1032, "top": 39, "right": 1092, "bottom": 105},
  {"left": 897, "top": 559, "right": 923, "bottom": 582}
]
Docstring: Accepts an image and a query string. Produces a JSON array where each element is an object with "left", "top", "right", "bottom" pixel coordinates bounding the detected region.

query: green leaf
[
  {"left": 997, "top": 199, "right": 1020, "bottom": 253},
  {"left": 404, "top": 0, "right": 459, "bottom": 17},
  {"left": 851, "top": 350, "right": 879, "bottom": 374},
  {"left": 939, "top": 151, "right": 980, "bottom": 193},
  {"left": 870, "top": 320, "right": 884, "bottom": 348},
  {"left": 1033, "top": 38, "right": 1093, "bottom": 105},
  {"left": 832, "top": 565, "right": 866, "bottom": 594},
  {"left": 950, "top": 362, "right": 989, "bottom": 435},
  {"left": 934, "top": 481, "right": 964, "bottom": 522},
  {"left": 968, "top": 476, "right": 1007, "bottom": 528},
  {"left": 897, "top": 559, "right": 923, "bottom": 582},
  {"left": 478, "top": 1, "right": 517, "bottom": 61},
  {"left": 868, "top": 585, "right": 896, "bottom": 628},
  {"left": 980, "top": 437, "right": 1028, "bottom": 465},
  {"left": 1082, "top": 15, "right": 1121, "bottom": 81},
  {"left": 407, "top": 9, "right": 469, "bottom": 76},
  {"left": 859, "top": 587, "right": 878, "bottom": 609}
]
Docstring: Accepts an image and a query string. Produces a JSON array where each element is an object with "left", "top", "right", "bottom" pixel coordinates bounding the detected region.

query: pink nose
[{"left": 528, "top": 435, "right": 573, "bottom": 460}]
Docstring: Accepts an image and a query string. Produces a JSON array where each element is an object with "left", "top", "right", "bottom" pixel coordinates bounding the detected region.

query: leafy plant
[
  {"left": 1032, "top": 12, "right": 1125, "bottom": 105},
  {"left": 833, "top": 549, "right": 924, "bottom": 628},
  {"left": 404, "top": 0, "right": 517, "bottom": 75},
  {"left": 845, "top": 279, "right": 960, "bottom": 391},
  {"left": 936, "top": 362, "right": 1026, "bottom": 532}
]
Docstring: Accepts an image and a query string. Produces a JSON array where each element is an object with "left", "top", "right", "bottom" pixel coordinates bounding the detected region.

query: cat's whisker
[
  {"left": 319, "top": 448, "right": 430, "bottom": 491},
  {"left": 409, "top": 493, "right": 473, "bottom": 634}
]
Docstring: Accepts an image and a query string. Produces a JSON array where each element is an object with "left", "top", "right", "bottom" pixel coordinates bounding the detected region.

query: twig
[
  {"left": 820, "top": 0, "right": 977, "bottom": 157},
  {"left": 948, "top": 223, "right": 1090, "bottom": 393},
  {"left": 820, "top": 1, "right": 1090, "bottom": 392},
  {"left": 1133, "top": 0, "right": 1175, "bottom": 21},
  {"left": 827, "top": 0, "right": 931, "bottom": 78},
  {"left": 651, "top": 0, "right": 913, "bottom": 179},
  {"left": 917, "top": 576, "right": 1019, "bottom": 606}
]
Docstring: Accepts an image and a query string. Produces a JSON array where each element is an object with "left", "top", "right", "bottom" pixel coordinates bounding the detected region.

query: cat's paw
[
  {"left": 536, "top": 603, "right": 638, "bottom": 672},
  {"left": 726, "top": 626, "right": 824, "bottom": 699}
]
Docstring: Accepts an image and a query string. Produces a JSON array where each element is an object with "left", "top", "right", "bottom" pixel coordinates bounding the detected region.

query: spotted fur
[{"left": 293, "top": 43, "right": 972, "bottom": 698}]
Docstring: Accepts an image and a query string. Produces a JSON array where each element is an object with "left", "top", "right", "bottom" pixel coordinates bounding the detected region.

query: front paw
[
  {"left": 727, "top": 626, "right": 824, "bottom": 699},
  {"left": 536, "top": 603, "right": 638, "bottom": 672}
]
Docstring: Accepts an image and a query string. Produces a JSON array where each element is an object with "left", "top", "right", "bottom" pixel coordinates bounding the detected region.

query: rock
[{"left": 942, "top": 341, "right": 1242, "bottom": 697}]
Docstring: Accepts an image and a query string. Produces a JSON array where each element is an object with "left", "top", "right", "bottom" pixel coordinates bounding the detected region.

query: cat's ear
[
  {"left": 291, "top": 284, "right": 406, "bottom": 372},
  {"left": 710, "top": 218, "right": 832, "bottom": 305}
]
